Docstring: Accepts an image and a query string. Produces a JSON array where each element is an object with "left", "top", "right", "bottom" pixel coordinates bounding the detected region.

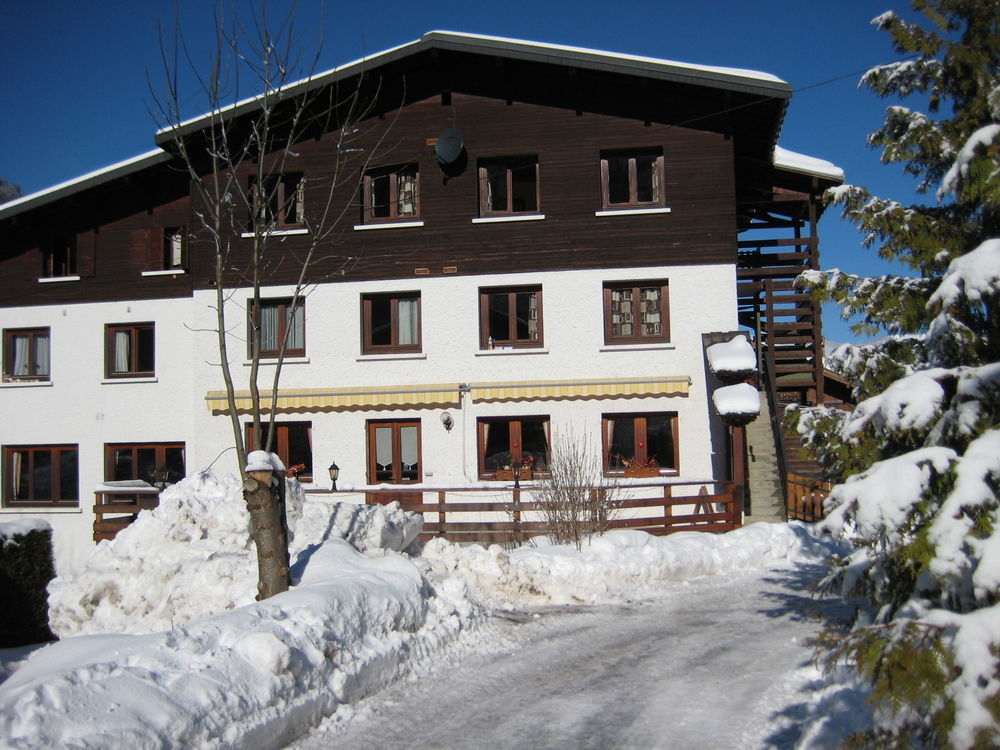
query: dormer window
[
  {"left": 478, "top": 156, "right": 539, "bottom": 216},
  {"left": 600, "top": 149, "right": 664, "bottom": 209},
  {"left": 362, "top": 164, "right": 419, "bottom": 223}
]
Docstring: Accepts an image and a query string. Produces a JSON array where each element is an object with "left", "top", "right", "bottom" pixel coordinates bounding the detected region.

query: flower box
[
  {"left": 494, "top": 469, "right": 533, "bottom": 481},
  {"left": 624, "top": 467, "right": 660, "bottom": 478}
]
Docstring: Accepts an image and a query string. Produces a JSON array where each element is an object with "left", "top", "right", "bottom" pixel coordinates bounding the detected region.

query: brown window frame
[
  {"left": 245, "top": 421, "right": 313, "bottom": 482},
  {"left": 366, "top": 419, "right": 422, "bottom": 484},
  {"left": 602, "top": 412, "right": 679, "bottom": 475},
  {"left": 3, "top": 327, "right": 50, "bottom": 382},
  {"left": 42, "top": 237, "right": 77, "bottom": 278},
  {"left": 250, "top": 173, "right": 305, "bottom": 231},
  {"left": 3, "top": 444, "right": 79, "bottom": 508},
  {"left": 105, "top": 322, "right": 155, "bottom": 378},
  {"left": 362, "top": 164, "right": 420, "bottom": 223},
  {"left": 248, "top": 298, "right": 306, "bottom": 359},
  {"left": 476, "top": 416, "right": 551, "bottom": 479},
  {"left": 478, "top": 156, "right": 539, "bottom": 216},
  {"left": 600, "top": 149, "right": 665, "bottom": 209},
  {"left": 479, "top": 286, "right": 543, "bottom": 349},
  {"left": 361, "top": 292, "right": 421, "bottom": 354},
  {"left": 603, "top": 280, "right": 670, "bottom": 344},
  {"left": 105, "top": 442, "right": 186, "bottom": 486},
  {"left": 160, "top": 227, "right": 186, "bottom": 270}
]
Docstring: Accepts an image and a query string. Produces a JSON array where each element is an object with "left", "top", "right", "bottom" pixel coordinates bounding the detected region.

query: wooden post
[
  {"left": 437, "top": 490, "right": 446, "bottom": 537},
  {"left": 663, "top": 485, "right": 672, "bottom": 530},
  {"left": 731, "top": 425, "right": 746, "bottom": 529}
]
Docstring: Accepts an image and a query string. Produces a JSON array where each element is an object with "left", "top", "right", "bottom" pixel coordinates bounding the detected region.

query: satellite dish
[{"left": 435, "top": 127, "right": 464, "bottom": 165}]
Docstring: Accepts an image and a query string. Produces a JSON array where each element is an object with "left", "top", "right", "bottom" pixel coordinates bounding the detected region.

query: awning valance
[
  {"left": 206, "top": 376, "right": 691, "bottom": 414},
  {"left": 205, "top": 384, "right": 461, "bottom": 415},
  {"left": 469, "top": 376, "right": 690, "bottom": 403}
]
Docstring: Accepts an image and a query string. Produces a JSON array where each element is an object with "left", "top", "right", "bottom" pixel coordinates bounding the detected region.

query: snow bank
[
  {"left": 47, "top": 472, "right": 423, "bottom": 637},
  {"left": 423, "top": 522, "right": 833, "bottom": 608},
  {"left": 0, "top": 539, "right": 479, "bottom": 749}
]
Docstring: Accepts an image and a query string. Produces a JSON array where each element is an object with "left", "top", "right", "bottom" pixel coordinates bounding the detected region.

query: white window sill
[
  {"left": 594, "top": 207, "right": 672, "bottom": 217},
  {"left": 243, "top": 357, "right": 310, "bottom": 366},
  {"left": 38, "top": 275, "right": 81, "bottom": 284},
  {"left": 356, "top": 352, "right": 427, "bottom": 362},
  {"left": 0, "top": 380, "right": 53, "bottom": 388},
  {"left": 599, "top": 343, "right": 676, "bottom": 352},
  {"left": 471, "top": 214, "right": 546, "bottom": 224},
  {"left": 239, "top": 227, "right": 309, "bottom": 238},
  {"left": 0, "top": 507, "right": 82, "bottom": 515},
  {"left": 141, "top": 269, "right": 187, "bottom": 277},
  {"left": 475, "top": 348, "right": 549, "bottom": 356},
  {"left": 101, "top": 376, "right": 159, "bottom": 384},
  {"left": 353, "top": 221, "right": 424, "bottom": 231}
]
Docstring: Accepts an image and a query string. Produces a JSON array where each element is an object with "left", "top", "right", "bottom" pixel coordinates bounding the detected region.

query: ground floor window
[
  {"left": 105, "top": 443, "right": 185, "bottom": 486},
  {"left": 367, "top": 420, "right": 421, "bottom": 484},
  {"left": 602, "top": 412, "right": 678, "bottom": 473},
  {"left": 3, "top": 444, "right": 79, "bottom": 507},
  {"left": 245, "top": 421, "right": 313, "bottom": 481},
  {"left": 477, "top": 416, "right": 550, "bottom": 477}
]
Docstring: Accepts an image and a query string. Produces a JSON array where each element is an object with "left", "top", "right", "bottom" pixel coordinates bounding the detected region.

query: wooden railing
[
  {"left": 328, "top": 480, "right": 743, "bottom": 544},
  {"left": 785, "top": 473, "right": 831, "bottom": 522},
  {"left": 93, "top": 485, "right": 162, "bottom": 542}
]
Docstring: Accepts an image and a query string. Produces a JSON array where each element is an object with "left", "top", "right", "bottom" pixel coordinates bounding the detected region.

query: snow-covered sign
[
  {"left": 706, "top": 335, "right": 757, "bottom": 376},
  {"left": 712, "top": 383, "right": 761, "bottom": 420}
]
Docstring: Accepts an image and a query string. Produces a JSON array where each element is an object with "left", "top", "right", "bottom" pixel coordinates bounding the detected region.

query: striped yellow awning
[
  {"left": 206, "top": 384, "right": 462, "bottom": 415},
  {"left": 470, "top": 376, "right": 690, "bottom": 403},
  {"left": 206, "top": 376, "right": 691, "bottom": 414}
]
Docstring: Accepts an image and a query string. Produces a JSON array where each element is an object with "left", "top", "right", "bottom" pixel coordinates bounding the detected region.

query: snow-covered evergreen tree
[{"left": 792, "top": 2, "right": 1000, "bottom": 746}]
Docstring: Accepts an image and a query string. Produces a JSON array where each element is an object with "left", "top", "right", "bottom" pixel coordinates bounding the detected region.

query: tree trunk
[{"left": 244, "top": 473, "right": 289, "bottom": 599}]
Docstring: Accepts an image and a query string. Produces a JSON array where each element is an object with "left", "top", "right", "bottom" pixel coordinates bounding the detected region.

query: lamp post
[{"left": 328, "top": 461, "right": 340, "bottom": 491}]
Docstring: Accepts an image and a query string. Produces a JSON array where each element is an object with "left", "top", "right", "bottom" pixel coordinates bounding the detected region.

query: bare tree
[
  {"left": 0, "top": 178, "right": 21, "bottom": 204},
  {"left": 531, "top": 429, "right": 621, "bottom": 551},
  {"left": 151, "top": 3, "right": 386, "bottom": 598}
]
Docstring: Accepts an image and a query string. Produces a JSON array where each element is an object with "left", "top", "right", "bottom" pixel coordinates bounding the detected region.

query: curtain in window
[
  {"left": 527, "top": 294, "right": 538, "bottom": 340},
  {"left": 11, "top": 335, "right": 28, "bottom": 376},
  {"left": 398, "top": 298, "right": 418, "bottom": 345},
  {"left": 651, "top": 162, "right": 661, "bottom": 202},
  {"left": 35, "top": 334, "right": 50, "bottom": 376},
  {"left": 400, "top": 425, "right": 418, "bottom": 477},
  {"left": 10, "top": 451, "right": 22, "bottom": 498},
  {"left": 114, "top": 330, "right": 130, "bottom": 373},
  {"left": 641, "top": 288, "right": 662, "bottom": 335},
  {"left": 611, "top": 289, "right": 633, "bottom": 336},
  {"left": 260, "top": 305, "right": 278, "bottom": 351},
  {"left": 397, "top": 172, "right": 416, "bottom": 216},
  {"left": 286, "top": 305, "right": 304, "bottom": 350}
]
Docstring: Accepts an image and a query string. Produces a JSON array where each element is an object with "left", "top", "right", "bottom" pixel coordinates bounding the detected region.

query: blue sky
[{"left": 0, "top": 0, "right": 927, "bottom": 343}]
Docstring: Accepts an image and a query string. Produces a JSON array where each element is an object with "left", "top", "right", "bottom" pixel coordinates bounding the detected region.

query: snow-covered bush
[{"left": 792, "top": 4, "right": 1000, "bottom": 747}]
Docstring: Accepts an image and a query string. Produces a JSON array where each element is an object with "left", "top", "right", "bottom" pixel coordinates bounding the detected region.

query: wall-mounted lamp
[
  {"left": 441, "top": 412, "right": 454, "bottom": 431},
  {"left": 328, "top": 461, "right": 340, "bottom": 491}
]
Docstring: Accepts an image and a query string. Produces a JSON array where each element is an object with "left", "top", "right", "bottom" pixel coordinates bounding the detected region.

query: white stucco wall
[{"left": 1, "top": 262, "right": 737, "bottom": 574}]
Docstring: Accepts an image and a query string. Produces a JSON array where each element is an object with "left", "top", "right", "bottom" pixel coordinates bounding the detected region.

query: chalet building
[{"left": 0, "top": 32, "right": 843, "bottom": 574}]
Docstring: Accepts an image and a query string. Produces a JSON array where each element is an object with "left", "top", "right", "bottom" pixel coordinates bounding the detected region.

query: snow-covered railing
[
  {"left": 93, "top": 481, "right": 163, "bottom": 542},
  {"left": 307, "top": 480, "right": 742, "bottom": 543}
]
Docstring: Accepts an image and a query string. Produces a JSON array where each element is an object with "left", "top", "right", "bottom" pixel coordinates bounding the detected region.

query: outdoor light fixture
[
  {"left": 440, "top": 411, "right": 454, "bottom": 431},
  {"left": 328, "top": 461, "right": 340, "bottom": 491}
]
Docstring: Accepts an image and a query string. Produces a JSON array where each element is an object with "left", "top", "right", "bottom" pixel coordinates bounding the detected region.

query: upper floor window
[
  {"left": 480, "top": 286, "right": 542, "bottom": 349},
  {"left": 250, "top": 173, "right": 304, "bottom": 230},
  {"left": 161, "top": 227, "right": 186, "bottom": 270},
  {"left": 246, "top": 421, "right": 312, "bottom": 481},
  {"left": 603, "top": 280, "right": 670, "bottom": 344},
  {"left": 362, "top": 292, "right": 420, "bottom": 354},
  {"left": 479, "top": 156, "right": 538, "bottom": 216},
  {"left": 42, "top": 236, "right": 77, "bottom": 278},
  {"left": 600, "top": 149, "right": 664, "bottom": 209},
  {"left": 478, "top": 416, "right": 550, "bottom": 478},
  {"left": 3, "top": 328, "right": 50, "bottom": 382},
  {"left": 250, "top": 298, "right": 305, "bottom": 359},
  {"left": 106, "top": 323, "right": 155, "bottom": 378},
  {"left": 3, "top": 444, "right": 79, "bottom": 507},
  {"left": 362, "top": 164, "right": 419, "bottom": 223},
  {"left": 603, "top": 412, "right": 678, "bottom": 474},
  {"left": 106, "top": 442, "right": 186, "bottom": 486}
]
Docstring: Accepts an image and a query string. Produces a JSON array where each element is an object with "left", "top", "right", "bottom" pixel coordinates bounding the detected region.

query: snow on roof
[
  {"left": 0, "top": 149, "right": 171, "bottom": 222},
  {"left": 773, "top": 145, "right": 844, "bottom": 181},
  {"left": 707, "top": 336, "right": 757, "bottom": 374}
]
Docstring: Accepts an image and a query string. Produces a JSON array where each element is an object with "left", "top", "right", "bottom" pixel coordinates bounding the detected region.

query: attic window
[
  {"left": 478, "top": 156, "right": 539, "bottom": 216},
  {"left": 42, "top": 236, "right": 77, "bottom": 278},
  {"left": 250, "top": 173, "right": 305, "bottom": 231},
  {"left": 362, "top": 164, "right": 419, "bottom": 223},
  {"left": 600, "top": 149, "right": 664, "bottom": 209}
]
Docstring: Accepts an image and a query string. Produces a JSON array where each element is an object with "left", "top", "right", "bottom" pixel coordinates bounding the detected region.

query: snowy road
[{"left": 291, "top": 561, "right": 850, "bottom": 749}]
